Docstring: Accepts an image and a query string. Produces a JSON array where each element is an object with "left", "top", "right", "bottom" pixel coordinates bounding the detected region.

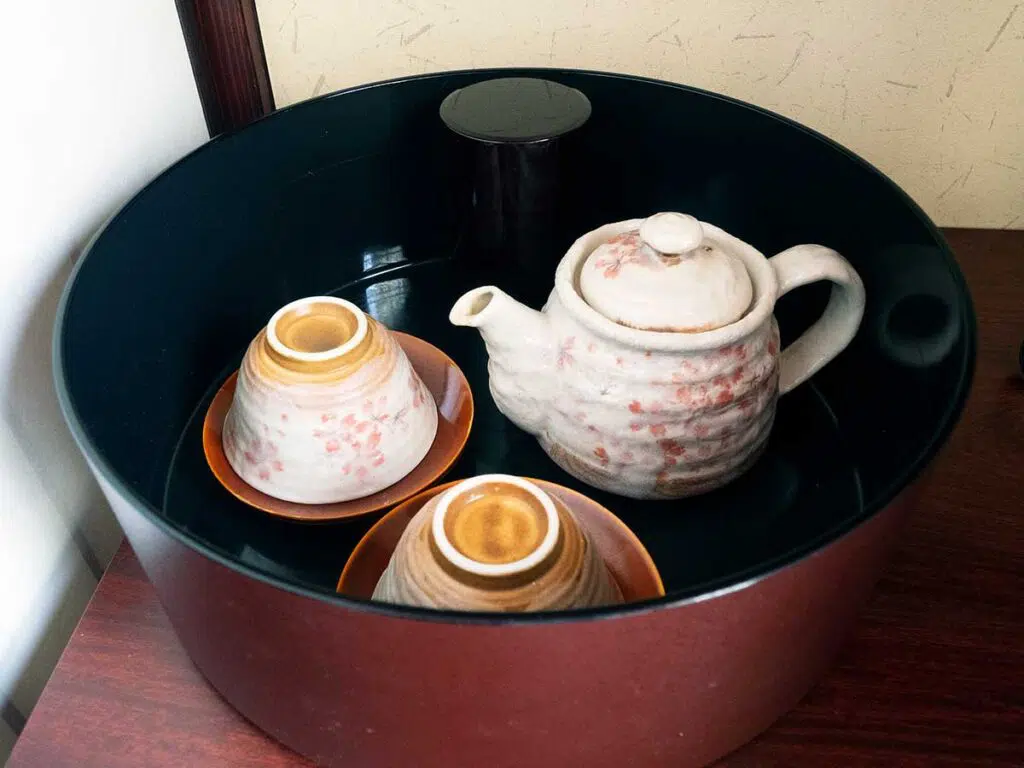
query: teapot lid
[{"left": 578, "top": 212, "right": 753, "bottom": 332}]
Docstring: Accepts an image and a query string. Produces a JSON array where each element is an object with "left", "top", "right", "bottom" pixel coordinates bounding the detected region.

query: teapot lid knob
[{"left": 639, "top": 212, "right": 704, "bottom": 255}]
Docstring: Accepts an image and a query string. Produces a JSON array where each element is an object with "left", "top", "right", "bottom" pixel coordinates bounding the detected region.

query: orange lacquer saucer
[{"left": 203, "top": 332, "right": 474, "bottom": 523}]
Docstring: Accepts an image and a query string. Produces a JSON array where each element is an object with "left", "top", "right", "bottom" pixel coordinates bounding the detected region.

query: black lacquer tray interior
[{"left": 57, "top": 69, "right": 974, "bottom": 608}]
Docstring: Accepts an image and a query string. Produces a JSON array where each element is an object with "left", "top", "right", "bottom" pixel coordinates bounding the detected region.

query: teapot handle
[{"left": 769, "top": 245, "right": 866, "bottom": 395}]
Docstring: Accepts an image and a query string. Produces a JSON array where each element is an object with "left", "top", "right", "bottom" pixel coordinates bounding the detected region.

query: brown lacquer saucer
[
  {"left": 337, "top": 478, "right": 665, "bottom": 603},
  {"left": 203, "top": 332, "right": 474, "bottom": 522}
]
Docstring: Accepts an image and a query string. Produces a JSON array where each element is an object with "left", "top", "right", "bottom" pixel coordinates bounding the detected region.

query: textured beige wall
[{"left": 255, "top": 0, "right": 1022, "bottom": 229}]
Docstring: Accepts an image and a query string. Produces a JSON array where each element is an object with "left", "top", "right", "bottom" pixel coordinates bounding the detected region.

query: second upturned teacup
[
  {"left": 372, "top": 474, "right": 623, "bottom": 611},
  {"left": 222, "top": 296, "right": 438, "bottom": 504}
]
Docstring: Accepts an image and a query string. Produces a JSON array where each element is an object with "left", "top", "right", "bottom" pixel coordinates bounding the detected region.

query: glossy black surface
[
  {"left": 162, "top": 259, "right": 858, "bottom": 594},
  {"left": 439, "top": 77, "right": 591, "bottom": 143},
  {"left": 57, "top": 68, "right": 975, "bottom": 612}
]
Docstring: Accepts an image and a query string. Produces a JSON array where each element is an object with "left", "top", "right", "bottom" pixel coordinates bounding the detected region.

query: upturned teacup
[
  {"left": 372, "top": 474, "right": 623, "bottom": 611},
  {"left": 222, "top": 296, "right": 438, "bottom": 504}
]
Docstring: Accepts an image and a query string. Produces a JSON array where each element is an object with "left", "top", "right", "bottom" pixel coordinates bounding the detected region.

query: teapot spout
[
  {"left": 449, "top": 286, "right": 554, "bottom": 435},
  {"left": 449, "top": 286, "right": 543, "bottom": 334}
]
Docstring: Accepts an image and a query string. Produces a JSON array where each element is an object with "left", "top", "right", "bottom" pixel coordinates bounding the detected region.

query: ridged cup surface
[{"left": 373, "top": 477, "right": 623, "bottom": 612}]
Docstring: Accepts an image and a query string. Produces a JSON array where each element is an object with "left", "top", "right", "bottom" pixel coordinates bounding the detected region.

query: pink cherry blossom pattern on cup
[{"left": 222, "top": 296, "right": 438, "bottom": 504}]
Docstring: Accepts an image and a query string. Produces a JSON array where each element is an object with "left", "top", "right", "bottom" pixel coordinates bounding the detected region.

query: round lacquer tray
[{"left": 56, "top": 68, "right": 975, "bottom": 767}]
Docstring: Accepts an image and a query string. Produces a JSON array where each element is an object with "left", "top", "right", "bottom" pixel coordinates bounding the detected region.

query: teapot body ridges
[{"left": 519, "top": 289, "right": 780, "bottom": 499}]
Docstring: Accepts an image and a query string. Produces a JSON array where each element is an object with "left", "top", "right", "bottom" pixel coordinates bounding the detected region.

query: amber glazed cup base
[
  {"left": 203, "top": 332, "right": 474, "bottom": 522},
  {"left": 337, "top": 478, "right": 665, "bottom": 605}
]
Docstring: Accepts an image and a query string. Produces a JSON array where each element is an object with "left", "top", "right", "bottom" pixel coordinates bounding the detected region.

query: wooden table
[{"left": 10, "top": 230, "right": 1023, "bottom": 767}]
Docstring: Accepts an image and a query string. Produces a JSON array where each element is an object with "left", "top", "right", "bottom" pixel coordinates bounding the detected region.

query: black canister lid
[{"left": 439, "top": 77, "right": 592, "bottom": 144}]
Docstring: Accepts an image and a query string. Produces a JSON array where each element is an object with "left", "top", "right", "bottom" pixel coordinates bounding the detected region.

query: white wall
[
  {"left": 0, "top": 1, "right": 207, "bottom": 759},
  {"left": 255, "top": 0, "right": 1023, "bottom": 229}
]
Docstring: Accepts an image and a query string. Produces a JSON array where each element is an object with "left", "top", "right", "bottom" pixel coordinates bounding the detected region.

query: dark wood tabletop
[{"left": 10, "top": 229, "right": 1023, "bottom": 767}]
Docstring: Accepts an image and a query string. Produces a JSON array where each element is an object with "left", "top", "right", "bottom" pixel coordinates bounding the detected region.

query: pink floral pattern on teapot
[{"left": 449, "top": 212, "right": 865, "bottom": 500}]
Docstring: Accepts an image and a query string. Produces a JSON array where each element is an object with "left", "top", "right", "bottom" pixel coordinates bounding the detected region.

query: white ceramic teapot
[{"left": 449, "top": 212, "right": 865, "bottom": 500}]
